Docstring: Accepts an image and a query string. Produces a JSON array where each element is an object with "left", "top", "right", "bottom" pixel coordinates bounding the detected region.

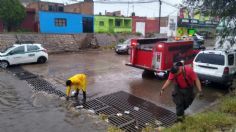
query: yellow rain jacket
[{"left": 66, "top": 74, "right": 87, "bottom": 97}]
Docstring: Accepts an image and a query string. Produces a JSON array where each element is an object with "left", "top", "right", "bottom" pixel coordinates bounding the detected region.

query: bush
[
  {"left": 163, "top": 112, "right": 236, "bottom": 132},
  {"left": 219, "top": 96, "right": 236, "bottom": 115}
]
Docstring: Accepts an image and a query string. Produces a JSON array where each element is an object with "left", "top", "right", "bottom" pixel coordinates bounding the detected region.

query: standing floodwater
[{"left": 0, "top": 71, "right": 108, "bottom": 132}]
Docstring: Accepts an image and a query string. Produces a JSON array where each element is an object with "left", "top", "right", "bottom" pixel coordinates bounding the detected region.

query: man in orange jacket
[{"left": 65, "top": 74, "right": 87, "bottom": 102}]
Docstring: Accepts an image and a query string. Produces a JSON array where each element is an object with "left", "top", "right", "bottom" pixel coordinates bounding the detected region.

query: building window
[
  {"left": 58, "top": 6, "right": 64, "bottom": 12},
  {"left": 48, "top": 5, "right": 53, "bottom": 11},
  {"left": 124, "top": 19, "right": 131, "bottom": 27},
  {"left": 55, "top": 18, "right": 67, "bottom": 27},
  {"left": 115, "top": 19, "right": 122, "bottom": 27},
  {"left": 99, "top": 21, "right": 104, "bottom": 26}
]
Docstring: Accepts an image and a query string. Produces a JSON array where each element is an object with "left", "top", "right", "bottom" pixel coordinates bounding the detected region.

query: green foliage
[
  {"left": 107, "top": 126, "right": 123, "bottom": 132},
  {"left": 163, "top": 112, "right": 236, "bottom": 132},
  {"left": 219, "top": 95, "right": 236, "bottom": 115},
  {"left": 183, "top": 0, "right": 236, "bottom": 45},
  {"left": 183, "top": 0, "right": 236, "bottom": 18},
  {"left": 0, "top": 0, "right": 26, "bottom": 31}
]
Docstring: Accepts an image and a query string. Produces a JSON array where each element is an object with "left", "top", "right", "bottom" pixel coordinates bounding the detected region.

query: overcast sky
[{"left": 40, "top": 0, "right": 182, "bottom": 17}]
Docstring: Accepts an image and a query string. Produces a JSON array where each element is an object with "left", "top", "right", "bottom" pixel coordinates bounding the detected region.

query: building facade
[
  {"left": 94, "top": 16, "right": 132, "bottom": 33},
  {"left": 27, "top": 1, "right": 64, "bottom": 12},
  {"left": 132, "top": 16, "right": 168, "bottom": 36},
  {"left": 39, "top": 11, "right": 93, "bottom": 34},
  {"left": 177, "top": 8, "right": 219, "bottom": 37},
  {"left": 20, "top": 8, "right": 38, "bottom": 32},
  {"left": 64, "top": 0, "right": 94, "bottom": 15},
  {"left": 27, "top": 0, "right": 94, "bottom": 15},
  {"left": 0, "top": 8, "right": 37, "bottom": 32}
]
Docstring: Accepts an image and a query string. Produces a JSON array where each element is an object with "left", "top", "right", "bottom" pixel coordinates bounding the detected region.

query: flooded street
[
  {"left": 0, "top": 71, "right": 108, "bottom": 132},
  {"left": 22, "top": 50, "right": 227, "bottom": 113},
  {"left": 0, "top": 50, "right": 227, "bottom": 131}
]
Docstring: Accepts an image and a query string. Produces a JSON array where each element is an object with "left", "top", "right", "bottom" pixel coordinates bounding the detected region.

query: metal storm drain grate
[
  {"left": 84, "top": 91, "right": 177, "bottom": 132},
  {"left": 7, "top": 67, "right": 176, "bottom": 131},
  {"left": 7, "top": 66, "right": 66, "bottom": 97}
]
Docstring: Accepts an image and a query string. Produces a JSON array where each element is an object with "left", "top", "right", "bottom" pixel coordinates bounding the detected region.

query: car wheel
[
  {"left": 0, "top": 61, "right": 9, "bottom": 69},
  {"left": 37, "top": 57, "right": 47, "bottom": 64}
]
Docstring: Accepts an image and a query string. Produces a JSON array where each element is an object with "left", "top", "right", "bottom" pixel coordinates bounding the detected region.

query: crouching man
[{"left": 65, "top": 74, "right": 87, "bottom": 102}]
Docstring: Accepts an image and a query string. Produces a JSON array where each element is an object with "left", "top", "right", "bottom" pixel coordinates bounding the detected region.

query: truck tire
[
  {"left": 142, "top": 70, "right": 155, "bottom": 79},
  {"left": 155, "top": 71, "right": 169, "bottom": 80}
]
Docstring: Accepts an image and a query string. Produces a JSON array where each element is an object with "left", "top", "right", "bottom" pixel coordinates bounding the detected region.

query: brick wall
[{"left": 64, "top": 2, "right": 94, "bottom": 15}]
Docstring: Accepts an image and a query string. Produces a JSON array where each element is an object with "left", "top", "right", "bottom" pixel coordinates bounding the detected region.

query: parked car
[
  {"left": 115, "top": 39, "right": 131, "bottom": 54},
  {"left": 193, "top": 49, "right": 236, "bottom": 87},
  {"left": 0, "top": 44, "right": 48, "bottom": 68}
]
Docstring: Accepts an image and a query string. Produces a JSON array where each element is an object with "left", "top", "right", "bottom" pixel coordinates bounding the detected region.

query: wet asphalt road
[
  {"left": 21, "top": 50, "right": 227, "bottom": 114},
  {"left": 0, "top": 70, "right": 108, "bottom": 132}
]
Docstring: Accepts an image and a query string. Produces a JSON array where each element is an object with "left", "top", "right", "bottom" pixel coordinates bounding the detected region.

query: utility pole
[{"left": 158, "top": 0, "right": 162, "bottom": 34}]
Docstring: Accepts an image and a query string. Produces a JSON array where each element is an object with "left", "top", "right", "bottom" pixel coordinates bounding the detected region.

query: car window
[
  {"left": 9, "top": 46, "right": 25, "bottom": 55},
  {"left": 123, "top": 39, "right": 130, "bottom": 44},
  {"left": 27, "top": 45, "right": 39, "bottom": 52},
  {"left": 228, "top": 54, "right": 234, "bottom": 65},
  {"left": 195, "top": 53, "right": 225, "bottom": 65}
]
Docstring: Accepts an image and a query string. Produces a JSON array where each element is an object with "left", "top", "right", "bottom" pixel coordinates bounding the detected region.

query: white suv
[
  {"left": 0, "top": 44, "right": 48, "bottom": 68},
  {"left": 193, "top": 49, "right": 236, "bottom": 86}
]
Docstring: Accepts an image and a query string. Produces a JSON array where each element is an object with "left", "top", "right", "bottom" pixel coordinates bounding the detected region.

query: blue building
[{"left": 39, "top": 11, "right": 93, "bottom": 34}]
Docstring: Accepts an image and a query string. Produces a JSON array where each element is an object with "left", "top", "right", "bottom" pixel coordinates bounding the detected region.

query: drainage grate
[
  {"left": 7, "top": 67, "right": 176, "bottom": 131},
  {"left": 7, "top": 66, "right": 66, "bottom": 97},
  {"left": 84, "top": 91, "right": 177, "bottom": 131}
]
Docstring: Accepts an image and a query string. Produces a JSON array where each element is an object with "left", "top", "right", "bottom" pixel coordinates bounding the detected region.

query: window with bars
[{"left": 55, "top": 18, "right": 67, "bottom": 27}]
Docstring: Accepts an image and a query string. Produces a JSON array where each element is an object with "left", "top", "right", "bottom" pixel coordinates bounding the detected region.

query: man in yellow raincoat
[{"left": 65, "top": 74, "right": 87, "bottom": 101}]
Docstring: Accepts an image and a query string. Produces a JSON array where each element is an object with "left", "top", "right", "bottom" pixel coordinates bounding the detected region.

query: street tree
[
  {"left": 0, "top": 0, "right": 26, "bottom": 31},
  {"left": 183, "top": 0, "right": 236, "bottom": 47}
]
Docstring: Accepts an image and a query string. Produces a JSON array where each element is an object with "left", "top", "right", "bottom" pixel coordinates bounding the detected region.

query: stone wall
[
  {"left": 0, "top": 33, "right": 92, "bottom": 53},
  {"left": 94, "top": 33, "right": 140, "bottom": 46},
  {"left": 0, "top": 33, "right": 140, "bottom": 53}
]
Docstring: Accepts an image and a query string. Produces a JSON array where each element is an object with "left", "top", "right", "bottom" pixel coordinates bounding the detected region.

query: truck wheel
[
  {"left": 163, "top": 71, "right": 169, "bottom": 79},
  {"left": 142, "top": 70, "right": 155, "bottom": 79},
  {"left": 155, "top": 71, "right": 169, "bottom": 80}
]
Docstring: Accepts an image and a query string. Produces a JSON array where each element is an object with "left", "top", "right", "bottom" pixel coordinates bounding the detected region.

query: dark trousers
[
  {"left": 73, "top": 89, "right": 86, "bottom": 100},
  {"left": 172, "top": 86, "right": 195, "bottom": 116}
]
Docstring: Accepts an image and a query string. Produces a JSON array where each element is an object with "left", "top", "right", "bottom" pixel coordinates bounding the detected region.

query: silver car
[{"left": 115, "top": 39, "right": 131, "bottom": 54}]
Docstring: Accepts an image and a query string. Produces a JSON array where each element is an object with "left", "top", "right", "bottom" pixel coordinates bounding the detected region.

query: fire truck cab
[{"left": 126, "top": 38, "right": 199, "bottom": 78}]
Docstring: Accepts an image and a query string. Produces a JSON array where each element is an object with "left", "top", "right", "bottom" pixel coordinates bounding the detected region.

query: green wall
[{"left": 94, "top": 16, "right": 132, "bottom": 33}]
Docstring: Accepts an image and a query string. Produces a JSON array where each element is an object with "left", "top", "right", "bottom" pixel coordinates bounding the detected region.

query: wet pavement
[
  {"left": 0, "top": 50, "right": 228, "bottom": 132},
  {"left": 21, "top": 50, "right": 227, "bottom": 114},
  {"left": 0, "top": 70, "right": 109, "bottom": 132}
]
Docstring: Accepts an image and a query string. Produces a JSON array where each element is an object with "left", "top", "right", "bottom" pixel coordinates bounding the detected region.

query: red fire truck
[{"left": 126, "top": 38, "right": 200, "bottom": 78}]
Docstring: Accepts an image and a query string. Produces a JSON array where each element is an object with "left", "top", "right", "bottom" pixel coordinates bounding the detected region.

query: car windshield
[
  {"left": 122, "top": 39, "right": 130, "bottom": 44},
  {"left": 1, "top": 46, "right": 15, "bottom": 53},
  {"left": 195, "top": 53, "right": 225, "bottom": 65}
]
